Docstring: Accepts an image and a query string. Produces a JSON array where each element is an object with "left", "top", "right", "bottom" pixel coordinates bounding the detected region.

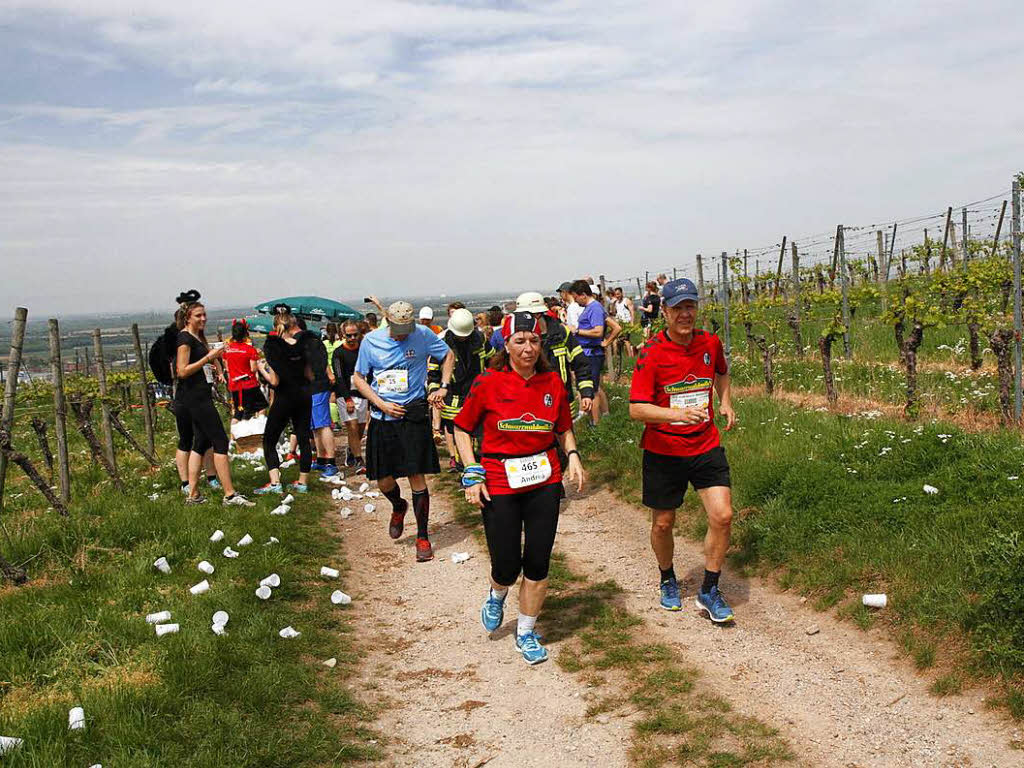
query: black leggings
[
  {"left": 263, "top": 389, "right": 313, "bottom": 473},
  {"left": 177, "top": 397, "right": 229, "bottom": 455},
  {"left": 174, "top": 402, "right": 194, "bottom": 453},
  {"left": 481, "top": 483, "right": 562, "bottom": 585}
]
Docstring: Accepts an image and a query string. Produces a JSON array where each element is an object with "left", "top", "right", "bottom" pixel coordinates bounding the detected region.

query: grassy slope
[
  {"left": 577, "top": 386, "right": 1024, "bottom": 718},
  {"left": 0, "top": 404, "right": 378, "bottom": 767}
]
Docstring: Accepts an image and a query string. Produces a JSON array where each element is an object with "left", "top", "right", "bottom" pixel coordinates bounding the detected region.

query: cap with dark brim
[{"left": 558, "top": 282, "right": 573, "bottom": 293}]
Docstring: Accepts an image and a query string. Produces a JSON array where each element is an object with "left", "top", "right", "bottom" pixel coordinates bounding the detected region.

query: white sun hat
[
  {"left": 515, "top": 292, "right": 547, "bottom": 313},
  {"left": 446, "top": 308, "right": 475, "bottom": 337}
]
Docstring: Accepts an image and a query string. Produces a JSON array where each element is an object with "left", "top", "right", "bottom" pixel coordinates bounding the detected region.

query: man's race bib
[
  {"left": 376, "top": 369, "right": 409, "bottom": 395},
  {"left": 670, "top": 390, "right": 710, "bottom": 425},
  {"left": 503, "top": 452, "right": 553, "bottom": 489}
]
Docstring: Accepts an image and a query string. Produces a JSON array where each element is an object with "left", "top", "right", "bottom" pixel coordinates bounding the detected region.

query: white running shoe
[{"left": 222, "top": 493, "right": 256, "bottom": 507}]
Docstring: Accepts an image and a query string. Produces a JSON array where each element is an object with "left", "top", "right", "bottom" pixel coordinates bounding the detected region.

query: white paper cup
[
  {"left": 278, "top": 625, "right": 301, "bottom": 638},
  {"left": 282, "top": 494, "right": 295, "bottom": 505},
  {"left": 320, "top": 566, "right": 340, "bottom": 579},
  {"left": 322, "top": 657, "right": 337, "bottom": 668},
  {"left": 340, "top": 508, "right": 352, "bottom": 519},
  {"left": 197, "top": 560, "right": 215, "bottom": 575},
  {"left": 212, "top": 610, "right": 229, "bottom": 627},
  {"left": 331, "top": 590, "right": 352, "bottom": 605},
  {"left": 255, "top": 585, "right": 272, "bottom": 600},
  {"left": 264, "top": 537, "right": 279, "bottom": 546},
  {"left": 153, "top": 556, "right": 171, "bottom": 574},
  {"left": 0, "top": 736, "right": 23, "bottom": 755},
  {"left": 68, "top": 706, "right": 86, "bottom": 731},
  {"left": 259, "top": 573, "right": 281, "bottom": 588},
  {"left": 862, "top": 593, "right": 887, "bottom": 608},
  {"left": 358, "top": 482, "right": 369, "bottom": 493},
  {"left": 145, "top": 610, "right": 172, "bottom": 624},
  {"left": 210, "top": 529, "right": 225, "bottom": 542},
  {"left": 189, "top": 579, "right": 210, "bottom": 595},
  {"left": 363, "top": 503, "right": 375, "bottom": 514},
  {"left": 212, "top": 623, "right": 227, "bottom": 636},
  {"left": 155, "top": 623, "right": 179, "bottom": 637},
  {"left": 270, "top": 504, "right": 289, "bottom": 516},
  {"left": 236, "top": 534, "right": 254, "bottom": 547},
  {"left": 222, "top": 547, "right": 239, "bottom": 558}
]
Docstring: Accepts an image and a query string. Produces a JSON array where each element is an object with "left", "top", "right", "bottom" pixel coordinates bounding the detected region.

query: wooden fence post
[
  {"left": 0, "top": 307, "right": 28, "bottom": 515},
  {"left": 131, "top": 323, "right": 155, "bottom": 454},
  {"left": 961, "top": 207, "right": 969, "bottom": 269},
  {"left": 92, "top": 330, "right": 118, "bottom": 474},
  {"left": 1012, "top": 179, "right": 1021, "bottom": 422},
  {"left": 839, "top": 225, "right": 852, "bottom": 359},
  {"left": 940, "top": 206, "right": 952, "bottom": 270},
  {"left": 772, "top": 236, "right": 787, "bottom": 298},
  {"left": 991, "top": 200, "right": 1007, "bottom": 259},
  {"left": 49, "top": 319, "right": 72, "bottom": 504},
  {"left": 720, "top": 252, "right": 731, "bottom": 360}
]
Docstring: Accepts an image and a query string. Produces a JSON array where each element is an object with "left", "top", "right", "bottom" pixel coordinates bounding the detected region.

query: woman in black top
[
  {"left": 175, "top": 301, "right": 253, "bottom": 506},
  {"left": 640, "top": 281, "right": 661, "bottom": 339},
  {"left": 256, "top": 311, "right": 314, "bottom": 494}
]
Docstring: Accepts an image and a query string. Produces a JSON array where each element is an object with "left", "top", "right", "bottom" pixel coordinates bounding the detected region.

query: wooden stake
[
  {"left": 773, "top": 236, "right": 787, "bottom": 298},
  {"left": 131, "top": 324, "right": 155, "bottom": 455},
  {"left": 49, "top": 319, "right": 72, "bottom": 504},
  {"left": 0, "top": 306, "right": 28, "bottom": 515},
  {"left": 92, "top": 329, "right": 118, "bottom": 474},
  {"left": 0, "top": 429, "right": 68, "bottom": 516},
  {"left": 940, "top": 206, "right": 952, "bottom": 270},
  {"left": 839, "top": 225, "right": 852, "bottom": 360},
  {"left": 29, "top": 417, "right": 54, "bottom": 485},
  {"left": 720, "top": 252, "right": 731, "bottom": 359},
  {"left": 69, "top": 398, "right": 122, "bottom": 490},
  {"left": 1012, "top": 179, "right": 1021, "bottom": 422},
  {"left": 991, "top": 200, "right": 1007, "bottom": 259}
]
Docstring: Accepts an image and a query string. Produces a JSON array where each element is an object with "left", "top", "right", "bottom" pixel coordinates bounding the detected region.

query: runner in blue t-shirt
[
  {"left": 568, "top": 279, "right": 618, "bottom": 426},
  {"left": 353, "top": 300, "right": 454, "bottom": 563}
]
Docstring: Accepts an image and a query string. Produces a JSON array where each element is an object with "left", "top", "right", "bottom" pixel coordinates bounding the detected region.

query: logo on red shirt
[
  {"left": 664, "top": 375, "right": 711, "bottom": 394},
  {"left": 497, "top": 413, "right": 554, "bottom": 432}
]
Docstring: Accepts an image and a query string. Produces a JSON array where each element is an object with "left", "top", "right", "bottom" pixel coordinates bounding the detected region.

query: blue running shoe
[
  {"left": 481, "top": 592, "right": 505, "bottom": 633},
  {"left": 254, "top": 482, "right": 282, "bottom": 495},
  {"left": 659, "top": 577, "right": 682, "bottom": 611},
  {"left": 320, "top": 464, "right": 339, "bottom": 478},
  {"left": 696, "top": 586, "right": 735, "bottom": 623},
  {"left": 207, "top": 477, "right": 222, "bottom": 490},
  {"left": 515, "top": 632, "right": 549, "bottom": 665},
  {"left": 288, "top": 482, "right": 308, "bottom": 494},
  {"left": 310, "top": 460, "right": 325, "bottom": 472}
]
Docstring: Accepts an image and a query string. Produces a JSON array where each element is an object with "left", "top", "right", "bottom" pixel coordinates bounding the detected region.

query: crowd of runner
[{"left": 155, "top": 273, "right": 735, "bottom": 665}]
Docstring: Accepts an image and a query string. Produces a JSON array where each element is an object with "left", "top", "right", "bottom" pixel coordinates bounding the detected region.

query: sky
[{"left": 1, "top": 0, "right": 1022, "bottom": 315}]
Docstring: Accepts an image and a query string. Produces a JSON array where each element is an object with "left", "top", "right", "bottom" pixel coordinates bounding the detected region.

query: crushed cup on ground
[
  {"left": 279, "top": 626, "right": 301, "bottom": 638},
  {"left": 153, "top": 556, "right": 171, "bottom": 574},
  {"left": 189, "top": 579, "right": 210, "bottom": 595},
  {"left": 264, "top": 536, "right": 279, "bottom": 546},
  {"left": 197, "top": 560, "right": 215, "bottom": 575},
  {"left": 237, "top": 534, "right": 254, "bottom": 547},
  {"left": 212, "top": 610, "right": 229, "bottom": 627},
  {"left": 209, "top": 529, "right": 225, "bottom": 542},
  {"left": 222, "top": 547, "right": 239, "bottom": 558}
]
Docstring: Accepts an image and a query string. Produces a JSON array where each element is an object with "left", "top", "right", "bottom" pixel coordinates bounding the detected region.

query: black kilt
[{"left": 366, "top": 414, "right": 440, "bottom": 480}]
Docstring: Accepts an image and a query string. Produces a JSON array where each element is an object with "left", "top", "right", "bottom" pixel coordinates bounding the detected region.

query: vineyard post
[
  {"left": 791, "top": 241, "right": 803, "bottom": 357},
  {"left": 92, "top": 329, "right": 118, "bottom": 473},
  {"left": 1012, "top": 179, "right": 1021, "bottom": 422},
  {"left": 0, "top": 307, "right": 28, "bottom": 514},
  {"left": 74, "top": 348, "right": 80, "bottom": 374},
  {"left": 131, "top": 323, "right": 155, "bottom": 454},
  {"left": 886, "top": 222, "right": 898, "bottom": 280},
  {"left": 743, "top": 249, "right": 748, "bottom": 283},
  {"left": 84, "top": 347, "right": 91, "bottom": 376},
  {"left": 720, "top": 252, "right": 731, "bottom": 360},
  {"left": 991, "top": 200, "right": 1007, "bottom": 259},
  {"left": 961, "top": 207, "right": 969, "bottom": 270},
  {"left": 634, "top": 277, "right": 642, "bottom": 298},
  {"left": 839, "top": 225, "right": 852, "bottom": 359},
  {"left": 875, "top": 230, "right": 884, "bottom": 285},
  {"left": 49, "top": 320, "right": 72, "bottom": 504},
  {"left": 940, "top": 206, "right": 952, "bottom": 270},
  {"left": 773, "top": 236, "right": 787, "bottom": 299},
  {"left": 696, "top": 253, "right": 705, "bottom": 298}
]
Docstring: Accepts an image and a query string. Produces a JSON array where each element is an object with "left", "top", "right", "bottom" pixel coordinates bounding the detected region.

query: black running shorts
[{"left": 641, "top": 446, "right": 731, "bottom": 510}]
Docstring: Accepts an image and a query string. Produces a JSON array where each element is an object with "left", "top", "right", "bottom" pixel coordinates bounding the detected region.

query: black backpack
[{"left": 149, "top": 325, "right": 177, "bottom": 385}]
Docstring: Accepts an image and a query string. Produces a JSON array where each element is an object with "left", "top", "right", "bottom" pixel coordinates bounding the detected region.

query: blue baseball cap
[{"left": 662, "top": 278, "right": 699, "bottom": 307}]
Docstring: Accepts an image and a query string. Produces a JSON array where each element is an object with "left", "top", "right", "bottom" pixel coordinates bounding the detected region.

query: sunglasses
[{"left": 344, "top": 333, "right": 360, "bottom": 338}]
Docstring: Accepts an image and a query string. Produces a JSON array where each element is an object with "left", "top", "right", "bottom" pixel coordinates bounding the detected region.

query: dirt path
[
  {"left": 556, "top": 485, "right": 1023, "bottom": 768},
  {"left": 333, "top": 480, "right": 632, "bottom": 768}
]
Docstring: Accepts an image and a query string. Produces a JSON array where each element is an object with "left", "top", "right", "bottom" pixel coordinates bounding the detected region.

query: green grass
[
  {"left": 579, "top": 385, "right": 1024, "bottom": 716},
  {"left": 440, "top": 477, "right": 792, "bottom": 767},
  {"left": 0, "top": 398, "right": 379, "bottom": 766}
]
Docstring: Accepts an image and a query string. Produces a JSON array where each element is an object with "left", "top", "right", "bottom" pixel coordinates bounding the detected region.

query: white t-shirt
[{"left": 566, "top": 301, "right": 584, "bottom": 328}]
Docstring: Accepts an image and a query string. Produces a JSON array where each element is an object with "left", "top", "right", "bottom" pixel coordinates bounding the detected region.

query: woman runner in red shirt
[
  {"left": 454, "top": 311, "right": 585, "bottom": 665},
  {"left": 223, "top": 319, "right": 268, "bottom": 423}
]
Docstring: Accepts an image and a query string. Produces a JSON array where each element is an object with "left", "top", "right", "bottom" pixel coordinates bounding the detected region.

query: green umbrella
[
  {"left": 254, "top": 295, "right": 363, "bottom": 323},
  {"left": 242, "top": 314, "right": 275, "bottom": 335}
]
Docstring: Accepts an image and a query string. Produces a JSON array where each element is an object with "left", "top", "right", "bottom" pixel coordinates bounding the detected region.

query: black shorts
[
  {"left": 231, "top": 387, "right": 269, "bottom": 420},
  {"left": 585, "top": 354, "right": 604, "bottom": 386},
  {"left": 642, "top": 446, "right": 730, "bottom": 510},
  {"left": 365, "top": 413, "right": 440, "bottom": 480}
]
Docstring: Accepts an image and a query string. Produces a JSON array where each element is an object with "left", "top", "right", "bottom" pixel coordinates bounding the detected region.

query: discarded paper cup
[
  {"left": 189, "top": 579, "right": 210, "bottom": 595},
  {"left": 222, "top": 547, "right": 239, "bottom": 558},
  {"left": 259, "top": 573, "right": 281, "bottom": 588},
  {"left": 212, "top": 610, "right": 229, "bottom": 627},
  {"left": 255, "top": 585, "right": 272, "bottom": 600},
  {"left": 451, "top": 552, "right": 471, "bottom": 564},
  {"left": 264, "top": 537, "right": 279, "bottom": 546},
  {"left": 358, "top": 482, "right": 369, "bottom": 493},
  {"left": 237, "top": 533, "right": 254, "bottom": 547},
  {"left": 155, "top": 623, "right": 180, "bottom": 637},
  {"left": 279, "top": 625, "right": 301, "bottom": 638},
  {"left": 197, "top": 560, "right": 215, "bottom": 575},
  {"left": 270, "top": 504, "right": 289, "bottom": 516},
  {"left": 153, "top": 556, "right": 171, "bottom": 574},
  {"left": 320, "top": 566, "right": 340, "bottom": 579},
  {"left": 331, "top": 590, "right": 352, "bottom": 605},
  {"left": 364, "top": 503, "right": 375, "bottom": 514},
  {"left": 212, "top": 624, "right": 227, "bottom": 636},
  {"left": 862, "top": 593, "right": 887, "bottom": 608},
  {"left": 210, "top": 529, "right": 225, "bottom": 542},
  {"left": 322, "top": 657, "right": 337, "bottom": 668},
  {"left": 68, "top": 706, "right": 86, "bottom": 731},
  {"left": 282, "top": 494, "right": 295, "bottom": 505},
  {"left": 340, "top": 508, "right": 352, "bottom": 519},
  {"left": 0, "top": 736, "right": 23, "bottom": 755},
  {"left": 145, "top": 610, "right": 172, "bottom": 624}
]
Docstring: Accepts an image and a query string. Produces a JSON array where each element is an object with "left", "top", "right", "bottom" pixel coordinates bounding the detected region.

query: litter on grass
[
  {"left": 282, "top": 494, "right": 295, "bottom": 505},
  {"left": 0, "top": 736, "right": 23, "bottom": 755},
  {"left": 863, "top": 594, "right": 887, "bottom": 608},
  {"left": 145, "top": 610, "right": 172, "bottom": 624},
  {"left": 189, "top": 579, "right": 210, "bottom": 595},
  {"left": 237, "top": 533, "right": 254, "bottom": 547},
  {"left": 212, "top": 610, "right": 229, "bottom": 627},
  {"left": 270, "top": 504, "right": 290, "bottom": 516},
  {"left": 331, "top": 590, "right": 352, "bottom": 605},
  {"left": 256, "top": 585, "right": 272, "bottom": 600},
  {"left": 197, "top": 560, "right": 215, "bottom": 575},
  {"left": 923, "top": 484, "right": 939, "bottom": 495},
  {"left": 279, "top": 626, "right": 301, "bottom": 639},
  {"left": 222, "top": 547, "right": 240, "bottom": 558},
  {"left": 322, "top": 658, "right": 337, "bottom": 668},
  {"left": 320, "top": 566, "right": 340, "bottom": 579},
  {"left": 153, "top": 556, "right": 171, "bottom": 574},
  {"left": 259, "top": 573, "right": 281, "bottom": 588},
  {"left": 68, "top": 706, "right": 85, "bottom": 731},
  {"left": 264, "top": 537, "right": 279, "bottom": 546},
  {"left": 209, "top": 529, "right": 225, "bottom": 542},
  {"left": 212, "top": 624, "right": 227, "bottom": 636},
  {"left": 155, "top": 623, "right": 180, "bottom": 637}
]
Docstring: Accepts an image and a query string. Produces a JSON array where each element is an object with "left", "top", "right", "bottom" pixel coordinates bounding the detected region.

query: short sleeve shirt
[
  {"left": 355, "top": 325, "right": 452, "bottom": 420},
  {"left": 174, "top": 331, "right": 212, "bottom": 403},
  {"left": 629, "top": 330, "right": 728, "bottom": 457},
  {"left": 454, "top": 369, "right": 571, "bottom": 495},
  {"left": 576, "top": 301, "right": 606, "bottom": 356},
  {"left": 489, "top": 327, "right": 504, "bottom": 352},
  {"left": 223, "top": 341, "right": 259, "bottom": 391}
]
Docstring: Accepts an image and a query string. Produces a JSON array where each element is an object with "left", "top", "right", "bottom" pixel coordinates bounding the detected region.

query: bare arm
[
  {"left": 353, "top": 371, "right": 405, "bottom": 418},
  {"left": 576, "top": 324, "right": 604, "bottom": 339},
  {"left": 176, "top": 341, "right": 220, "bottom": 380},
  {"left": 601, "top": 317, "right": 621, "bottom": 348},
  {"left": 629, "top": 402, "right": 705, "bottom": 426},
  {"left": 556, "top": 429, "right": 585, "bottom": 491},
  {"left": 714, "top": 372, "right": 735, "bottom": 430}
]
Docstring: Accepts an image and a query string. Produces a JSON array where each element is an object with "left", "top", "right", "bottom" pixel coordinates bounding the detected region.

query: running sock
[
  {"left": 517, "top": 613, "right": 537, "bottom": 637},
  {"left": 660, "top": 565, "right": 676, "bottom": 584},
  {"left": 412, "top": 489, "right": 429, "bottom": 539},
  {"left": 490, "top": 586, "right": 508, "bottom": 602},
  {"left": 383, "top": 485, "right": 404, "bottom": 511},
  {"left": 206, "top": 475, "right": 217, "bottom": 484},
  {"left": 701, "top": 569, "right": 720, "bottom": 593},
  {"left": 324, "top": 457, "right": 336, "bottom": 467},
  {"left": 180, "top": 481, "right": 189, "bottom": 490}
]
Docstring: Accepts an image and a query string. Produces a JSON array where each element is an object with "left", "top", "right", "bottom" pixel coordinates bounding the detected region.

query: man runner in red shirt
[{"left": 628, "top": 278, "right": 737, "bottom": 622}]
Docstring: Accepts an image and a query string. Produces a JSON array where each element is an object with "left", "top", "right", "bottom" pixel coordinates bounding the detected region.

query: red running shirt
[
  {"left": 223, "top": 341, "right": 260, "bottom": 391},
  {"left": 629, "top": 330, "right": 728, "bottom": 457},
  {"left": 454, "top": 368, "right": 572, "bottom": 495}
]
